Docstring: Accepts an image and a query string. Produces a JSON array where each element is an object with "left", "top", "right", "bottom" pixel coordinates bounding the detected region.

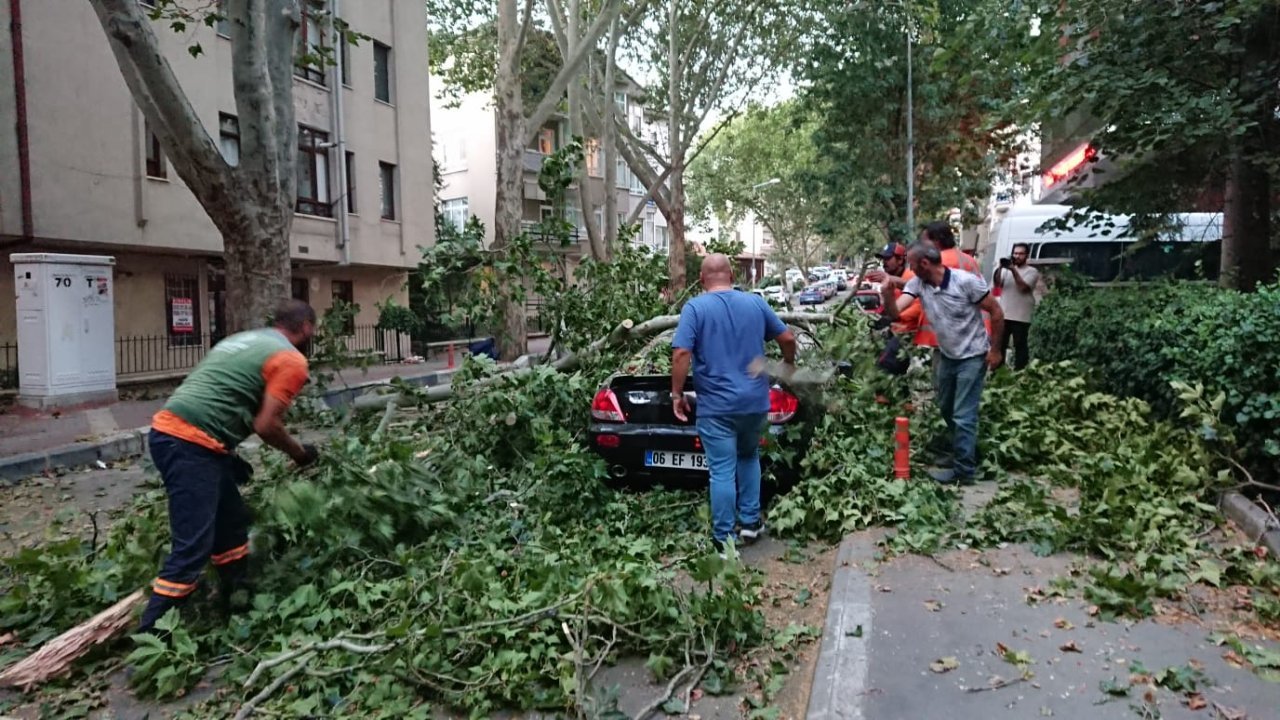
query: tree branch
[
  {"left": 525, "top": 0, "right": 624, "bottom": 141},
  {"left": 514, "top": 0, "right": 536, "bottom": 57}
]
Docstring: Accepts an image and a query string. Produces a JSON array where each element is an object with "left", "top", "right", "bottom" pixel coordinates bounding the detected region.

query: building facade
[
  {"left": 432, "top": 83, "right": 670, "bottom": 266},
  {"left": 0, "top": 0, "right": 433, "bottom": 381}
]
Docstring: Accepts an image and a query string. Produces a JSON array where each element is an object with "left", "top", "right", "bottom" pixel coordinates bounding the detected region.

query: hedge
[{"left": 1030, "top": 280, "right": 1280, "bottom": 480}]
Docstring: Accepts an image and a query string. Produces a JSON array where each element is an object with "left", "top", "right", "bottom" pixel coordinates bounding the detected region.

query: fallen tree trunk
[
  {"left": 351, "top": 312, "right": 836, "bottom": 410},
  {"left": 0, "top": 589, "right": 146, "bottom": 689}
]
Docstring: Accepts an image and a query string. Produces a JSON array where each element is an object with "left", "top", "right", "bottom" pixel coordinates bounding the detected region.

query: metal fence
[
  {"left": 0, "top": 326, "right": 412, "bottom": 388},
  {"left": 0, "top": 341, "right": 16, "bottom": 390}
]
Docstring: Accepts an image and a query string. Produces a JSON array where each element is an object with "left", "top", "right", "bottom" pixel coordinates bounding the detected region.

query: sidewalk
[
  {"left": 808, "top": 531, "right": 1280, "bottom": 719},
  {"left": 0, "top": 335, "right": 551, "bottom": 471}
]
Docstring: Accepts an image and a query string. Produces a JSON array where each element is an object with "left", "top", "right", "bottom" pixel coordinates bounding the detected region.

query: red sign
[{"left": 171, "top": 298, "right": 194, "bottom": 333}]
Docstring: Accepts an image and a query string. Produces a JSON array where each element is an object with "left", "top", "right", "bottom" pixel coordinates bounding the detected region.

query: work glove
[
  {"left": 296, "top": 443, "right": 320, "bottom": 468},
  {"left": 230, "top": 455, "right": 255, "bottom": 486}
]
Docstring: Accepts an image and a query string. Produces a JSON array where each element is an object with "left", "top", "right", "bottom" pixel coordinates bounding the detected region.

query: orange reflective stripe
[
  {"left": 152, "top": 577, "right": 197, "bottom": 598},
  {"left": 210, "top": 543, "right": 249, "bottom": 566}
]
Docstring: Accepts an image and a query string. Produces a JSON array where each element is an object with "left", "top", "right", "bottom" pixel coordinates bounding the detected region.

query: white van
[{"left": 981, "top": 204, "right": 1223, "bottom": 283}]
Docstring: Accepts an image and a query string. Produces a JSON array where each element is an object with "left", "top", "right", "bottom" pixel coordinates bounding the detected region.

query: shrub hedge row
[{"left": 1030, "top": 280, "right": 1280, "bottom": 480}]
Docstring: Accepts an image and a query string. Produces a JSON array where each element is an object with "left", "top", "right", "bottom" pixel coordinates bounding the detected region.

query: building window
[
  {"left": 331, "top": 279, "right": 355, "bottom": 334},
  {"left": 344, "top": 152, "right": 356, "bottom": 214},
  {"left": 378, "top": 161, "right": 397, "bottom": 220},
  {"left": 145, "top": 121, "right": 166, "bottom": 179},
  {"left": 585, "top": 139, "right": 601, "bottom": 177},
  {"left": 614, "top": 91, "right": 627, "bottom": 115},
  {"left": 630, "top": 166, "right": 644, "bottom": 194},
  {"left": 219, "top": 113, "right": 239, "bottom": 166},
  {"left": 165, "top": 274, "right": 201, "bottom": 347},
  {"left": 440, "top": 138, "right": 466, "bottom": 172},
  {"left": 615, "top": 157, "right": 628, "bottom": 189},
  {"left": 537, "top": 127, "right": 555, "bottom": 155},
  {"left": 339, "top": 33, "right": 351, "bottom": 86},
  {"left": 215, "top": 0, "right": 231, "bottom": 37},
  {"left": 295, "top": 5, "right": 326, "bottom": 86},
  {"left": 373, "top": 41, "right": 392, "bottom": 103},
  {"left": 655, "top": 225, "right": 669, "bottom": 252},
  {"left": 291, "top": 277, "right": 310, "bottom": 302},
  {"left": 297, "top": 125, "right": 332, "bottom": 217},
  {"left": 442, "top": 198, "right": 469, "bottom": 231}
]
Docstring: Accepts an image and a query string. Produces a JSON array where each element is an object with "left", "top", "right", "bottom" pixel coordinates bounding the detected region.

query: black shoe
[
  {"left": 932, "top": 453, "right": 955, "bottom": 469},
  {"left": 710, "top": 537, "right": 731, "bottom": 560},
  {"left": 738, "top": 521, "right": 766, "bottom": 544}
]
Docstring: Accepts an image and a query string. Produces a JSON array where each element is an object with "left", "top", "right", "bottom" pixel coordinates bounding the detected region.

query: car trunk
[{"left": 608, "top": 375, "right": 697, "bottom": 425}]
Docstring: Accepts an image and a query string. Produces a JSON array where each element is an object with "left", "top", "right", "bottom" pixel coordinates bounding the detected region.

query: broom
[{"left": 0, "top": 589, "right": 146, "bottom": 690}]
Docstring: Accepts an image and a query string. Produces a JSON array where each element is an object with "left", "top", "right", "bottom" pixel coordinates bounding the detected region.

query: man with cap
[{"left": 875, "top": 242, "right": 921, "bottom": 335}]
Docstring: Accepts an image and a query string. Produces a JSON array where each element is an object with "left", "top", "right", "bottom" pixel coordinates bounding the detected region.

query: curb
[
  {"left": 0, "top": 427, "right": 149, "bottom": 484},
  {"left": 0, "top": 369, "right": 456, "bottom": 484},
  {"left": 807, "top": 533, "right": 874, "bottom": 720},
  {"left": 1221, "top": 491, "right": 1280, "bottom": 558}
]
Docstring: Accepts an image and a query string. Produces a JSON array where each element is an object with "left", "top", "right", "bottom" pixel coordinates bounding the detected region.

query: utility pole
[{"left": 905, "top": 13, "right": 914, "bottom": 235}]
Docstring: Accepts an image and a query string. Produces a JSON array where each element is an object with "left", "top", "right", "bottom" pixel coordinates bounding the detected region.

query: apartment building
[
  {"left": 432, "top": 82, "right": 670, "bottom": 267},
  {"left": 0, "top": 0, "right": 433, "bottom": 379}
]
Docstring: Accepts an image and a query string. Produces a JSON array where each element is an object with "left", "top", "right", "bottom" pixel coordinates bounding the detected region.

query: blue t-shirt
[{"left": 672, "top": 290, "right": 789, "bottom": 417}]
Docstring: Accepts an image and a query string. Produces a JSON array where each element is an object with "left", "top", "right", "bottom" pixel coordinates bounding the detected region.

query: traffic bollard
[{"left": 893, "top": 416, "right": 911, "bottom": 480}]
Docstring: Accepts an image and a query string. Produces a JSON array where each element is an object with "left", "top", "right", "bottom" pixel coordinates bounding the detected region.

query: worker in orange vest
[{"left": 874, "top": 242, "right": 922, "bottom": 335}]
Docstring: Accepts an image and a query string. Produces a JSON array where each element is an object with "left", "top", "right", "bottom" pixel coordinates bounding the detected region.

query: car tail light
[
  {"left": 767, "top": 387, "right": 798, "bottom": 424},
  {"left": 595, "top": 434, "right": 621, "bottom": 448},
  {"left": 591, "top": 388, "right": 626, "bottom": 423}
]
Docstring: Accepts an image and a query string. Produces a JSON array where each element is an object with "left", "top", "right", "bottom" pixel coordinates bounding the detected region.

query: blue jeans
[
  {"left": 934, "top": 354, "right": 987, "bottom": 479},
  {"left": 695, "top": 413, "right": 767, "bottom": 543}
]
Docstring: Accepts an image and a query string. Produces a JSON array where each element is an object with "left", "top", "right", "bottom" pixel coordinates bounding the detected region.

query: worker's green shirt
[{"left": 159, "top": 329, "right": 309, "bottom": 450}]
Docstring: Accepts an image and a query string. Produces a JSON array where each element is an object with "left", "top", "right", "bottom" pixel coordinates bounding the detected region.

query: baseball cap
[{"left": 876, "top": 242, "right": 906, "bottom": 259}]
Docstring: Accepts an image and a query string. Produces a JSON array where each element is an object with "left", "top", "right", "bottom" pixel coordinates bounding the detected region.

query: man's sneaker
[
  {"left": 928, "top": 468, "right": 975, "bottom": 486},
  {"left": 932, "top": 453, "right": 955, "bottom": 469},
  {"left": 739, "top": 521, "right": 766, "bottom": 544}
]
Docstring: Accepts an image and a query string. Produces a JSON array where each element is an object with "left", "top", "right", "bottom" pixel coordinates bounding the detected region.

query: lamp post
[
  {"left": 749, "top": 178, "right": 781, "bottom": 284},
  {"left": 906, "top": 21, "right": 914, "bottom": 234}
]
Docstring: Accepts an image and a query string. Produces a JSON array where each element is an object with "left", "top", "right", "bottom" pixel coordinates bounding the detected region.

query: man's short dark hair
[
  {"left": 921, "top": 221, "right": 957, "bottom": 249},
  {"left": 273, "top": 299, "right": 316, "bottom": 332},
  {"left": 907, "top": 241, "right": 942, "bottom": 265},
  {"left": 1012, "top": 242, "right": 1031, "bottom": 254}
]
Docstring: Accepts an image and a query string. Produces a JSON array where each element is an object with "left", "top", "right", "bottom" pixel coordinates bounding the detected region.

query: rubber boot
[
  {"left": 216, "top": 559, "right": 254, "bottom": 617},
  {"left": 137, "top": 592, "right": 187, "bottom": 636}
]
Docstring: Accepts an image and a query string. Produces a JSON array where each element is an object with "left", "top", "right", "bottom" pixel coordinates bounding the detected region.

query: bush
[{"left": 1030, "top": 280, "right": 1280, "bottom": 479}]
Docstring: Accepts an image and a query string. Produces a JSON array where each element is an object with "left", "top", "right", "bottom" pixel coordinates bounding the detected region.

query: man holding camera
[{"left": 993, "top": 243, "right": 1040, "bottom": 370}]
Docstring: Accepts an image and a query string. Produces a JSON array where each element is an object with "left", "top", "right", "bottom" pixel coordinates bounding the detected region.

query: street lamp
[{"left": 748, "top": 178, "right": 781, "bottom": 284}]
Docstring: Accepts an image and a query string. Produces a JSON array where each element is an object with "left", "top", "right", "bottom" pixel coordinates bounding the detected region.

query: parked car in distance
[
  {"left": 830, "top": 269, "right": 849, "bottom": 291},
  {"left": 807, "top": 266, "right": 832, "bottom": 282},
  {"left": 589, "top": 375, "right": 803, "bottom": 483},
  {"left": 785, "top": 268, "right": 806, "bottom": 289},
  {"left": 761, "top": 285, "right": 787, "bottom": 304},
  {"left": 797, "top": 285, "right": 825, "bottom": 305},
  {"left": 817, "top": 279, "right": 838, "bottom": 299},
  {"left": 853, "top": 290, "right": 882, "bottom": 313}
]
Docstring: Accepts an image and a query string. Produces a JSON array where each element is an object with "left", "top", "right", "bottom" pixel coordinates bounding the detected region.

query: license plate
[{"left": 644, "top": 450, "right": 708, "bottom": 471}]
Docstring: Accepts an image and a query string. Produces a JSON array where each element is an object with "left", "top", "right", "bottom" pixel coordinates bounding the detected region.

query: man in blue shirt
[{"left": 672, "top": 254, "right": 797, "bottom": 553}]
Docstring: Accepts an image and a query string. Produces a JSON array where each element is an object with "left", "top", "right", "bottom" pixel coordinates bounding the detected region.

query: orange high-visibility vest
[
  {"left": 891, "top": 269, "right": 922, "bottom": 335},
  {"left": 912, "top": 249, "right": 990, "bottom": 348}
]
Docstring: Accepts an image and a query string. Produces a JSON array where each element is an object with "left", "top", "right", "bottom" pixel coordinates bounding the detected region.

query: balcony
[{"left": 522, "top": 220, "right": 582, "bottom": 245}]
